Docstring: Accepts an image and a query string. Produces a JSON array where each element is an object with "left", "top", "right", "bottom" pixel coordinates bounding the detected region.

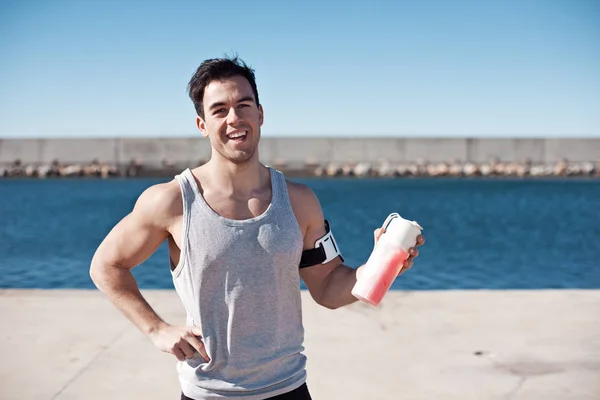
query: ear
[
  {"left": 258, "top": 104, "right": 264, "bottom": 127},
  {"left": 196, "top": 116, "right": 209, "bottom": 138}
]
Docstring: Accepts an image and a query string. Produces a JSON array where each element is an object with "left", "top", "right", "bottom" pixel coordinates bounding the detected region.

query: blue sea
[{"left": 0, "top": 177, "right": 599, "bottom": 290}]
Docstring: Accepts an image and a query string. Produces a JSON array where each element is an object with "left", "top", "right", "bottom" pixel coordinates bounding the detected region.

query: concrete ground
[{"left": 1, "top": 289, "right": 599, "bottom": 400}]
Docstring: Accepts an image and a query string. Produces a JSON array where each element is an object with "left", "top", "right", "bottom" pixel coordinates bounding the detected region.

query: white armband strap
[{"left": 299, "top": 220, "right": 344, "bottom": 268}]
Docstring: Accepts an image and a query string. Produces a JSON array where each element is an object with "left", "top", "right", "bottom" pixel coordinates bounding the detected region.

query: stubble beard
[{"left": 215, "top": 137, "right": 259, "bottom": 166}]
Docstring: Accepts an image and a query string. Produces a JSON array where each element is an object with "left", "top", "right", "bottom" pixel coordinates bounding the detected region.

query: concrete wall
[{"left": 1, "top": 137, "right": 598, "bottom": 167}]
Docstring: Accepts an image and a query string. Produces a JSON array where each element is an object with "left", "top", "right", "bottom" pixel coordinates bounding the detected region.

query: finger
[
  {"left": 179, "top": 341, "right": 197, "bottom": 359},
  {"left": 187, "top": 327, "right": 209, "bottom": 361},
  {"left": 416, "top": 235, "right": 425, "bottom": 246},
  {"left": 397, "top": 259, "right": 413, "bottom": 276},
  {"left": 374, "top": 228, "right": 385, "bottom": 243},
  {"left": 409, "top": 248, "right": 419, "bottom": 258},
  {"left": 187, "top": 335, "right": 210, "bottom": 362},
  {"left": 173, "top": 347, "right": 186, "bottom": 361},
  {"left": 191, "top": 327, "right": 203, "bottom": 337}
]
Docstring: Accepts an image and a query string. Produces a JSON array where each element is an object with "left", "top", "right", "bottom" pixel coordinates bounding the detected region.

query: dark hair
[{"left": 187, "top": 55, "right": 260, "bottom": 119}]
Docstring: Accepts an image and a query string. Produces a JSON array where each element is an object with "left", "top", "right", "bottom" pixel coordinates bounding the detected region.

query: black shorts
[{"left": 180, "top": 383, "right": 312, "bottom": 400}]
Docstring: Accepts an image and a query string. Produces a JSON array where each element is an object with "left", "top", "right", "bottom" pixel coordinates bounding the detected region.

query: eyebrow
[{"left": 208, "top": 96, "right": 256, "bottom": 111}]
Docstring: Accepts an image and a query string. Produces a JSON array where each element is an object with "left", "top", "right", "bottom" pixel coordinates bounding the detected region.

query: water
[{"left": 0, "top": 177, "right": 599, "bottom": 290}]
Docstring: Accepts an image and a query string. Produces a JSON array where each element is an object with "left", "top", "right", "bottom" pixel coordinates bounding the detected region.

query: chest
[
  {"left": 185, "top": 217, "right": 304, "bottom": 284},
  {"left": 203, "top": 191, "right": 272, "bottom": 221}
]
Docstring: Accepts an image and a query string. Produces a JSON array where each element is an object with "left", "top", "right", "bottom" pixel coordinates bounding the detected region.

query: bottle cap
[{"left": 381, "top": 213, "right": 423, "bottom": 251}]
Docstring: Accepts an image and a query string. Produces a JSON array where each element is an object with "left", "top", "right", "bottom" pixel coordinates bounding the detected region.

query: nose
[{"left": 226, "top": 107, "right": 242, "bottom": 126}]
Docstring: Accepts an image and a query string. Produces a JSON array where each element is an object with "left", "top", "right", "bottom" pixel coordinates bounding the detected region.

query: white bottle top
[{"left": 379, "top": 213, "right": 423, "bottom": 251}]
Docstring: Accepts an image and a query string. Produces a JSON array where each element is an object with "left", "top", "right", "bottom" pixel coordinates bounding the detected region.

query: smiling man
[{"left": 90, "top": 56, "right": 424, "bottom": 400}]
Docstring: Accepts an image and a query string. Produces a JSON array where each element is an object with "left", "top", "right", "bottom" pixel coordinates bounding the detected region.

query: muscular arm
[
  {"left": 90, "top": 181, "right": 208, "bottom": 362},
  {"left": 290, "top": 183, "right": 363, "bottom": 310},
  {"left": 89, "top": 183, "right": 176, "bottom": 335},
  {"left": 291, "top": 183, "right": 423, "bottom": 310}
]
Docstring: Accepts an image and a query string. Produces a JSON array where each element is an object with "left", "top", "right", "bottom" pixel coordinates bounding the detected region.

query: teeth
[{"left": 228, "top": 131, "right": 247, "bottom": 139}]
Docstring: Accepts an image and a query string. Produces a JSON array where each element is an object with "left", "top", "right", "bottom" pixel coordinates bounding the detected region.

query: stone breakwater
[
  {"left": 1, "top": 158, "right": 599, "bottom": 179},
  {"left": 313, "top": 158, "right": 600, "bottom": 178}
]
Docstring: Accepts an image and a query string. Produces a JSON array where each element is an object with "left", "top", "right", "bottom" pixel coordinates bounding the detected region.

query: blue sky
[{"left": 1, "top": 0, "right": 598, "bottom": 138}]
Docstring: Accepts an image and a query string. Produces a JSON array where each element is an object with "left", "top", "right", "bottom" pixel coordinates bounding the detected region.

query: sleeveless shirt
[{"left": 171, "top": 167, "right": 307, "bottom": 399}]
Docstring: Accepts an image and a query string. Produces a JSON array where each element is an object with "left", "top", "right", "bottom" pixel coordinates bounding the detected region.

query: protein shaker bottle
[{"left": 351, "top": 213, "right": 423, "bottom": 306}]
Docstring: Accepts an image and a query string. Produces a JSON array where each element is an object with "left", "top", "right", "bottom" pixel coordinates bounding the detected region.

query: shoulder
[
  {"left": 133, "top": 179, "right": 182, "bottom": 228},
  {"left": 285, "top": 179, "right": 315, "bottom": 200},
  {"left": 285, "top": 179, "right": 324, "bottom": 226},
  {"left": 286, "top": 179, "right": 320, "bottom": 207}
]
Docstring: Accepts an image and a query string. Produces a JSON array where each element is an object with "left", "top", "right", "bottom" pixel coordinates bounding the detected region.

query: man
[{"left": 90, "top": 56, "right": 424, "bottom": 400}]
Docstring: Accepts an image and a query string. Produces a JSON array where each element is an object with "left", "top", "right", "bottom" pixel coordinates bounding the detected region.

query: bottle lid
[
  {"left": 382, "top": 213, "right": 422, "bottom": 231},
  {"left": 381, "top": 213, "right": 423, "bottom": 249}
]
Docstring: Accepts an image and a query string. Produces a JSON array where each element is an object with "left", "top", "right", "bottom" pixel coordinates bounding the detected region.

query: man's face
[{"left": 196, "top": 75, "right": 263, "bottom": 165}]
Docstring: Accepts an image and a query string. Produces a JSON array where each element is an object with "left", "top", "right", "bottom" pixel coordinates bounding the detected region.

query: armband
[{"left": 299, "top": 220, "right": 344, "bottom": 268}]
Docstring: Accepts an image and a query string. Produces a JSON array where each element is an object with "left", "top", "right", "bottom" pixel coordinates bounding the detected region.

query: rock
[
  {"left": 396, "top": 165, "right": 410, "bottom": 177},
  {"left": 100, "top": 165, "right": 110, "bottom": 179},
  {"left": 37, "top": 165, "right": 51, "bottom": 178},
  {"left": 83, "top": 165, "right": 99, "bottom": 177},
  {"left": 566, "top": 164, "right": 582, "bottom": 176},
  {"left": 479, "top": 164, "right": 492, "bottom": 176},
  {"left": 376, "top": 163, "right": 395, "bottom": 177},
  {"left": 61, "top": 165, "right": 83, "bottom": 177},
  {"left": 516, "top": 164, "right": 529, "bottom": 177},
  {"left": 428, "top": 164, "right": 437, "bottom": 176},
  {"left": 504, "top": 163, "right": 518, "bottom": 176},
  {"left": 449, "top": 162, "right": 463, "bottom": 177},
  {"left": 49, "top": 159, "right": 62, "bottom": 177},
  {"left": 529, "top": 165, "right": 545, "bottom": 177},
  {"left": 25, "top": 165, "right": 37, "bottom": 177},
  {"left": 554, "top": 159, "right": 568, "bottom": 176},
  {"left": 353, "top": 162, "right": 372, "bottom": 177},
  {"left": 437, "top": 163, "right": 450, "bottom": 176},
  {"left": 325, "top": 163, "right": 341, "bottom": 177},
  {"left": 581, "top": 162, "right": 595, "bottom": 176},
  {"left": 8, "top": 159, "right": 24, "bottom": 177},
  {"left": 341, "top": 164, "right": 354, "bottom": 176},
  {"left": 463, "top": 163, "right": 479, "bottom": 176},
  {"left": 407, "top": 164, "right": 420, "bottom": 176},
  {"left": 126, "top": 159, "right": 143, "bottom": 177},
  {"left": 493, "top": 162, "right": 506, "bottom": 175},
  {"left": 426, "top": 164, "right": 438, "bottom": 177}
]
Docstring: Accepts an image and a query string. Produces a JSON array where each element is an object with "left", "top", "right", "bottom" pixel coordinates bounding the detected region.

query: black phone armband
[{"left": 299, "top": 220, "right": 344, "bottom": 268}]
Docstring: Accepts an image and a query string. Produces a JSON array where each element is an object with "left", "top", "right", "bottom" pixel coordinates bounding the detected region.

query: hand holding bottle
[{"left": 353, "top": 213, "right": 425, "bottom": 306}]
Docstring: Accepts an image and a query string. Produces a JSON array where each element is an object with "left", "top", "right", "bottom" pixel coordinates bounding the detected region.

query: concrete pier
[
  {"left": 1, "top": 289, "right": 599, "bottom": 399},
  {"left": 1, "top": 137, "right": 599, "bottom": 168}
]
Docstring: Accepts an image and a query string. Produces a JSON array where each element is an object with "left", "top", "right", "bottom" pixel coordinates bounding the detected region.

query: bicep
[
  {"left": 297, "top": 192, "right": 343, "bottom": 299},
  {"left": 92, "top": 187, "right": 172, "bottom": 271},
  {"left": 93, "top": 211, "right": 168, "bottom": 270}
]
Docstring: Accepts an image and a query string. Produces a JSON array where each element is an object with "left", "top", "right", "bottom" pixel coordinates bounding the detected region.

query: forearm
[
  {"left": 319, "top": 264, "right": 363, "bottom": 309},
  {"left": 90, "top": 262, "right": 167, "bottom": 336}
]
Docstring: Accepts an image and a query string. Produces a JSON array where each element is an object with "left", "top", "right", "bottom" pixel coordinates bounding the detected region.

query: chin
[{"left": 228, "top": 151, "right": 257, "bottom": 165}]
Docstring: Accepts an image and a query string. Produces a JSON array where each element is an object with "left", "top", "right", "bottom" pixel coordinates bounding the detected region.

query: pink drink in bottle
[{"left": 351, "top": 213, "right": 423, "bottom": 306}]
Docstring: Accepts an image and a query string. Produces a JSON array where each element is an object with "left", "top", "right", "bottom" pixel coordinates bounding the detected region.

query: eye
[{"left": 213, "top": 108, "right": 226, "bottom": 115}]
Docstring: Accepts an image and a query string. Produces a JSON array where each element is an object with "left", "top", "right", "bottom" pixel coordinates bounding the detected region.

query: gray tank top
[{"left": 171, "top": 167, "right": 306, "bottom": 399}]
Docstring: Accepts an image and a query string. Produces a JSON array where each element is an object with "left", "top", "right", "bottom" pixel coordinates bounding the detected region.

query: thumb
[
  {"left": 374, "top": 227, "right": 385, "bottom": 245},
  {"left": 191, "top": 327, "right": 203, "bottom": 337}
]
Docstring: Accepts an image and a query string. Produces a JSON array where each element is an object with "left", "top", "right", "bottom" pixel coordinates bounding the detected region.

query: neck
[{"left": 204, "top": 155, "right": 267, "bottom": 196}]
